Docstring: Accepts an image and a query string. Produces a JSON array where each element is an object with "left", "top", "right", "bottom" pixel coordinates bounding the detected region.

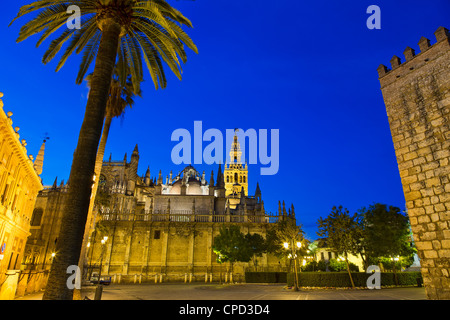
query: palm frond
[
  {"left": 9, "top": 0, "right": 70, "bottom": 26},
  {"left": 132, "top": 30, "right": 166, "bottom": 89},
  {"left": 16, "top": 4, "right": 69, "bottom": 43},
  {"left": 13, "top": 0, "right": 197, "bottom": 89},
  {"left": 42, "top": 27, "right": 75, "bottom": 64},
  {"left": 133, "top": 18, "right": 183, "bottom": 80},
  {"left": 56, "top": 16, "right": 98, "bottom": 71},
  {"left": 76, "top": 29, "right": 102, "bottom": 84}
]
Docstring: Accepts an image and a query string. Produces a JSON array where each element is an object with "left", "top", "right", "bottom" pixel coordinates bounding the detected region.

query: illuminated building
[{"left": 0, "top": 92, "right": 43, "bottom": 299}]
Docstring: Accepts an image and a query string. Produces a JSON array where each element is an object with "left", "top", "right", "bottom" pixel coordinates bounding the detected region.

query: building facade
[
  {"left": 0, "top": 91, "right": 43, "bottom": 299},
  {"left": 22, "top": 132, "right": 286, "bottom": 292}
]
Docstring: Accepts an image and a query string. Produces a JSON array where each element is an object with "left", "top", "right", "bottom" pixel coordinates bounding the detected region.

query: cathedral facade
[{"left": 21, "top": 133, "right": 285, "bottom": 290}]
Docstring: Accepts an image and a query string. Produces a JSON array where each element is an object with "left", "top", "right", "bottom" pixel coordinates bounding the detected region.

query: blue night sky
[{"left": 0, "top": 1, "right": 449, "bottom": 240}]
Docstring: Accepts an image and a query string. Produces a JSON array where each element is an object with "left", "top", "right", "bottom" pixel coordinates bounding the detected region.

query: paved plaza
[{"left": 16, "top": 283, "right": 426, "bottom": 300}]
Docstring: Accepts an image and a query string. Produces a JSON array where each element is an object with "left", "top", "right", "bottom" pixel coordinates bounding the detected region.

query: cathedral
[{"left": 21, "top": 132, "right": 285, "bottom": 290}]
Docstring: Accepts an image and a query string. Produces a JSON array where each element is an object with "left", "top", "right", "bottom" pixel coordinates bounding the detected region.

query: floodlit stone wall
[{"left": 378, "top": 26, "right": 450, "bottom": 300}]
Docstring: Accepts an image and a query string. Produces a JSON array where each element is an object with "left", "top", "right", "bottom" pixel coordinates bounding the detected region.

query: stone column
[
  {"left": 160, "top": 226, "right": 169, "bottom": 274},
  {"left": 188, "top": 231, "right": 194, "bottom": 274}
]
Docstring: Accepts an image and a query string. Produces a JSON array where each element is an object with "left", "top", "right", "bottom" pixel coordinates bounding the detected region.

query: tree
[
  {"left": 78, "top": 71, "right": 141, "bottom": 288},
  {"left": 244, "top": 232, "right": 267, "bottom": 270},
  {"left": 266, "top": 217, "right": 307, "bottom": 259},
  {"left": 266, "top": 216, "right": 306, "bottom": 291},
  {"left": 316, "top": 206, "right": 363, "bottom": 288},
  {"left": 11, "top": 0, "right": 197, "bottom": 300},
  {"left": 359, "top": 203, "right": 416, "bottom": 278},
  {"left": 213, "top": 226, "right": 254, "bottom": 268}
]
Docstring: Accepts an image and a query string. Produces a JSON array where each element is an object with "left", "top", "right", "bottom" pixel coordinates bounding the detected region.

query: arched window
[{"left": 235, "top": 173, "right": 238, "bottom": 183}]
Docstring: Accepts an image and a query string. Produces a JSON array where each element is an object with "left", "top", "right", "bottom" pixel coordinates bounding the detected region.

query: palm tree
[
  {"left": 11, "top": 0, "right": 197, "bottom": 300},
  {"left": 77, "top": 71, "right": 141, "bottom": 291}
]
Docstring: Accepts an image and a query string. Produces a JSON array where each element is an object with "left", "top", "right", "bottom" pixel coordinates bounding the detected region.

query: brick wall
[{"left": 378, "top": 27, "right": 450, "bottom": 300}]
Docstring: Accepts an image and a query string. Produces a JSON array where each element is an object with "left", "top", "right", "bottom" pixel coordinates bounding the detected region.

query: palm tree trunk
[
  {"left": 43, "top": 20, "right": 121, "bottom": 300},
  {"left": 75, "top": 111, "right": 113, "bottom": 299}
]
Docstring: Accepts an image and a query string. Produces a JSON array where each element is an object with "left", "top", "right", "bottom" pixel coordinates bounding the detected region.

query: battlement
[{"left": 377, "top": 26, "right": 449, "bottom": 81}]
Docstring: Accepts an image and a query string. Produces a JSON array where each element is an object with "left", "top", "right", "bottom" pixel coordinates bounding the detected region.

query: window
[
  {"left": 1, "top": 183, "right": 10, "bottom": 204},
  {"left": 154, "top": 230, "right": 161, "bottom": 240}
]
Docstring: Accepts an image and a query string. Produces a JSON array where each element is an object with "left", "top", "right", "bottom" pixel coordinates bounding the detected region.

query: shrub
[
  {"left": 303, "top": 259, "right": 359, "bottom": 272},
  {"left": 286, "top": 271, "right": 422, "bottom": 287},
  {"left": 245, "top": 272, "right": 287, "bottom": 283}
]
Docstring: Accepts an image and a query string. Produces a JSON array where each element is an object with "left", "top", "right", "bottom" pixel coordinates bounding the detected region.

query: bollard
[
  {"left": 185, "top": 273, "right": 188, "bottom": 283},
  {"left": 94, "top": 285, "right": 103, "bottom": 300}
]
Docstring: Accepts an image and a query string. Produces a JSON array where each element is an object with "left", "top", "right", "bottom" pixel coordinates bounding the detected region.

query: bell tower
[{"left": 224, "top": 129, "right": 248, "bottom": 198}]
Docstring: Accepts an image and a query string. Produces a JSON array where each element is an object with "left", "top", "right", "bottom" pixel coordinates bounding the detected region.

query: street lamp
[
  {"left": 94, "top": 236, "right": 108, "bottom": 300},
  {"left": 284, "top": 240, "right": 301, "bottom": 291}
]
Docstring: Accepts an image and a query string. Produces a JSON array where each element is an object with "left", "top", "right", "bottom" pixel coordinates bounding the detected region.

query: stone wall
[
  {"left": 377, "top": 26, "right": 450, "bottom": 300},
  {"left": 87, "top": 220, "right": 284, "bottom": 283}
]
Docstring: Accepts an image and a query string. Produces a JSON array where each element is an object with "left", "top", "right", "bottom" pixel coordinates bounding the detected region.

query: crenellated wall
[{"left": 378, "top": 26, "right": 450, "bottom": 300}]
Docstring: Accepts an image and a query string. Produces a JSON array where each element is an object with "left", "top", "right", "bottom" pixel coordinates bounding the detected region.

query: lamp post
[
  {"left": 94, "top": 236, "right": 108, "bottom": 300},
  {"left": 284, "top": 240, "right": 302, "bottom": 291},
  {"left": 391, "top": 255, "right": 400, "bottom": 286}
]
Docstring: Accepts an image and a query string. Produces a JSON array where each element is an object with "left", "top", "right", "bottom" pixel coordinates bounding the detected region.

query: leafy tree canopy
[
  {"left": 316, "top": 205, "right": 363, "bottom": 258},
  {"left": 266, "top": 217, "right": 307, "bottom": 259},
  {"left": 213, "top": 226, "right": 259, "bottom": 265},
  {"left": 359, "top": 203, "right": 415, "bottom": 262}
]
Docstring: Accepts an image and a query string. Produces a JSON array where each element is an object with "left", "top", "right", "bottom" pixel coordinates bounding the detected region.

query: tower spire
[
  {"left": 216, "top": 163, "right": 224, "bottom": 189},
  {"left": 255, "top": 182, "right": 261, "bottom": 203},
  {"left": 224, "top": 130, "right": 248, "bottom": 197},
  {"left": 229, "top": 129, "right": 242, "bottom": 164},
  {"left": 255, "top": 182, "right": 261, "bottom": 195},
  {"left": 33, "top": 139, "right": 46, "bottom": 175},
  {"left": 144, "top": 166, "right": 151, "bottom": 185},
  {"left": 52, "top": 176, "right": 58, "bottom": 189},
  {"left": 157, "top": 170, "right": 163, "bottom": 185}
]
